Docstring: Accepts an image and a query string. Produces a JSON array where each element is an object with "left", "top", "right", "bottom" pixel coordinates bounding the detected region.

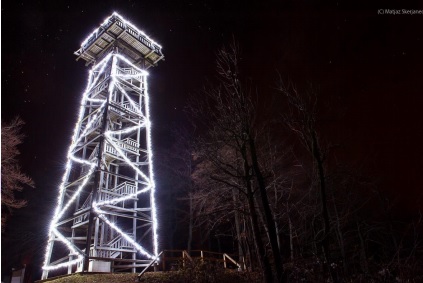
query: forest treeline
[{"left": 157, "top": 43, "right": 422, "bottom": 282}]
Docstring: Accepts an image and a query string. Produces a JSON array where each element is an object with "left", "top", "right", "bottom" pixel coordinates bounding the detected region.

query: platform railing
[
  {"left": 105, "top": 137, "right": 139, "bottom": 158},
  {"left": 109, "top": 100, "right": 140, "bottom": 117},
  {"left": 100, "top": 182, "right": 137, "bottom": 202},
  {"left": 122, "top": 101, "right": 139, "bottom": 114},
  {"left": 116, "top": 67, "right": 140, "bottom": 76}
]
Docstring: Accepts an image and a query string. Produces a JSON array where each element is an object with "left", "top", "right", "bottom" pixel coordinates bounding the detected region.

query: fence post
[
  {"left": 242, "top": 256, "right": 246, "bottom": 271},
  {"left": 201, "top": 250, "right": 204, "bottom": 263},
  {"left": 223, "top": 254, "right": 227, "bottom": 269},
  {"left": 182, "top": 251, "right": 185, "bottom": 268}
]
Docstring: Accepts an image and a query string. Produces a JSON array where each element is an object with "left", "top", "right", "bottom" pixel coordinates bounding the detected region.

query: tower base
[
  {"left": 89, "top": 261, "right": 112, "bottom": 272},
  {"left": 76, "top": 260, "right": 112, "bottom": 273}
]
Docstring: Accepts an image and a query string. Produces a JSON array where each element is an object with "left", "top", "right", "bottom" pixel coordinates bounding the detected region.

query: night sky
[{"left": 2, "top": 0, "right": 423, "bottom": 280}]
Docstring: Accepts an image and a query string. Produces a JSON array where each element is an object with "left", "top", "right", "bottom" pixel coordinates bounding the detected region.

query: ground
[{"left": 37, "top": 270, "right": 261, "bottom": 283}]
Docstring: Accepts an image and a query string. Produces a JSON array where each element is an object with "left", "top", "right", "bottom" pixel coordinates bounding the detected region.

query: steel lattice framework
[{"left": 42, "top": 13, "right": 163, "bottom": 279}]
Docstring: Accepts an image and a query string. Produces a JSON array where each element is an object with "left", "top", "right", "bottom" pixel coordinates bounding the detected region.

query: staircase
[
  {"left": 89, "top": 234, "right": 135, "bottom": 259},
  {"left": 100, "top": 182, "right": 137, "bottom": 202},
  {"left": 76, "top": 234, "right": 135, "bottom": 272},
  {"left": 72, "top": 193, "right": 93, "bottom": 228},
  {"left": 104, "top": 137, "right": 139, "bottom": 160},
  {"left": 109, "top": 100, "right": 140, "bottom": 118}
]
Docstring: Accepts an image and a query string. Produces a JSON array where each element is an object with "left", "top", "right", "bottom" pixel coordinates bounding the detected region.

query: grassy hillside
[{"left": 40, "top": 270, "right": 261, "bottom": 283}]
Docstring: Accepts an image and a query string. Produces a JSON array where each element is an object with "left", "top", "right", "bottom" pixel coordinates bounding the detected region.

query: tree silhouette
[
  {"left": 1, "top": 117, "right": 34, "bottom": 229},
  {"left": 188, "top": 42, "right": 286, "bottom": 282}
]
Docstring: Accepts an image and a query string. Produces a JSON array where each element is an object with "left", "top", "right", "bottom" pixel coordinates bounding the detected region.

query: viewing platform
[{"left": 74, "top": 12, "right": 164, "bottom": 68}]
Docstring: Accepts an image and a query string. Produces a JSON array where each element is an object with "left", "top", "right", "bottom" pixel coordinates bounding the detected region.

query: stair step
[{"left": 71, "top": 220, "right": 89, "bottom": 229}]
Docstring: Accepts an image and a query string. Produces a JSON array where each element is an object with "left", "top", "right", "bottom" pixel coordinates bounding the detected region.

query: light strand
[
  {"left": 143, "top": 76, "right": 159, "bottom": 256},
  {"left": 43, "top": 55, "right": 114, "bottom": 271},
  {"left": 114, "top": 81, "right": 144, "bottom": 117},
  {"left": 104, "top": 134, "right": 151, "bottom": 183},
  {"left": 80, "top": 12, "right": 162, "bottom": 50},
  {"left": 43, "top": 53, "right": 159, "bottom": 272},
  {"left": 95, "top": 186, "right": 151, "bottom": 207},
  {"left": 94, "top": 208, "right": 154, "bottom": 259}
]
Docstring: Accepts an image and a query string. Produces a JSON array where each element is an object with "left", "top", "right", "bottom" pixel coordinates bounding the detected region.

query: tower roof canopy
[{"left": 74, "top": 12, "right": 164, "bottom": 69}]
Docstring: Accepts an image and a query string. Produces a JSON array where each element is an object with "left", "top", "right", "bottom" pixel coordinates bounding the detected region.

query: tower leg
[
  {"left": 68, "top": 255, "right": 73, "bottom": 274},
  {"left": 42, "top": 238, "right": 54, "bottom": 279}
]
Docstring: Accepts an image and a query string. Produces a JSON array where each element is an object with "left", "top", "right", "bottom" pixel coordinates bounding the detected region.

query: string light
[
  {"left": 42, "top": 57, "right": 109, "bottom": 271},
  {"left": 43, "top": 55, "right": 112, "bottom": 271},
  {"left": 43, "top": 52, "right": 159, "bottom": 272},
  {"left": 46, "top": 54, "right": 113, "bottom": 230},
  {"left": 107, "top": 124, "right": 145, "bottom": 136},
  {"left": 95, "top": 186, "right": 150, "bottom": 207},
  {"left": 80, "top": 12, "right": 162, "bottom": 50},
  {"left": 53, "top": 165, "right": 96, "bottom": 223},
  {"left": 104, "top": 134, "right": 151, "bottom": 183},
  {"left": 94, "top": 207, "right": 154, "bottom": 259},
  {"left": 144, "top": 78, "right": 159, "bottom": 256},
  {"left": 114, "top": 82, "right": 144, "bottom": 117}
]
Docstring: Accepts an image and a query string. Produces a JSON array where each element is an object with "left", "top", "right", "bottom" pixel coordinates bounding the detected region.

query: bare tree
[
  {"left": 1, "top": 117, "right": 35, "bottom": 228},
  {"left": 191, "top": 145, "right": 250, "bottom": 258},
  {"left": 277, "top": 82, "right": 337, "bottom": 280},
  {"left": 188, "top": 42, "right": 286, "bottom": 282}
]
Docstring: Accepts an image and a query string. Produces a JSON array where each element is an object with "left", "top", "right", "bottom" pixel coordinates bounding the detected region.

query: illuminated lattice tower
[{"left": 42, "top": 13, "right": 164, "bottom": 279}]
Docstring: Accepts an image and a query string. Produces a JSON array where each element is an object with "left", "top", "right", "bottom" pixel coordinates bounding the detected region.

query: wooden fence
[{"left": 138, "top": 250, "right": 245, "bottom": 279}]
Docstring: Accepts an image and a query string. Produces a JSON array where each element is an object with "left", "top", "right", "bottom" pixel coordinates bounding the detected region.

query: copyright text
[{"left": 378, "top": 9, "right": 423, "bottom": 15}]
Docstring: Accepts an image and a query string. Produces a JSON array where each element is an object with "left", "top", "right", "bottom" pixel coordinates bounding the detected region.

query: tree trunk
[
  {"left": 288, "top": 208, "right": 294, "bottom": 261},
  {"left": 311, "top": 131, "right": 337, "bottom": 282},
  {"left": 187, "top": 192, "right": 193, "bottom": 253},
  {"left": 334, "top": 203, "right": 347, "bottom": 275},
  {"left": 331, "top": 189, "right": 347, "bottom": 274},
  {"left": 242, "top": 143, "right": 273, "bottom": 283},
  {"left": 249, "top": 136, "right": 286, "bottom": 283},
  {"left": 244, "top": 212, "right": 254, "bottom": 271},
  {"left": 246, "top": 184, "right": 272, "bottom": 282},
  {"left": 233, "top": 189, "right": 244, "bottom": 268}
]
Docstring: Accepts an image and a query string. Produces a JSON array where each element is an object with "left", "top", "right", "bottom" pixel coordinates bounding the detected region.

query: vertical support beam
[
  {"left": 83, "top": 62, "right": 111, "bottom": 272},
  {"left": 41, "top": 239, "right": 54, "bottom": 279},
  {"left": 144, "top": 75, "right": 158, "bottom": 257},
  {"left": 132, "top": 113, "right": 141, "bottom": 273},
  {"left": 94, "top": 217, "right": 100, "bottom": 255},
  {"left": 100, "top": 222, "right": 105, "bottom": 247}
]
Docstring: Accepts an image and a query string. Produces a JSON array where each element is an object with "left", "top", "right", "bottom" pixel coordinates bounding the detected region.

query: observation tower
[{"left": 42, "top": 13, "right": 164, "bottom": 279}]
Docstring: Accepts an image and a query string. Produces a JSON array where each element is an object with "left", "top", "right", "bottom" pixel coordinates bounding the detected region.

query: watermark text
[{"left": 378, "top": 9, "right": 423, "bottom": 15}]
